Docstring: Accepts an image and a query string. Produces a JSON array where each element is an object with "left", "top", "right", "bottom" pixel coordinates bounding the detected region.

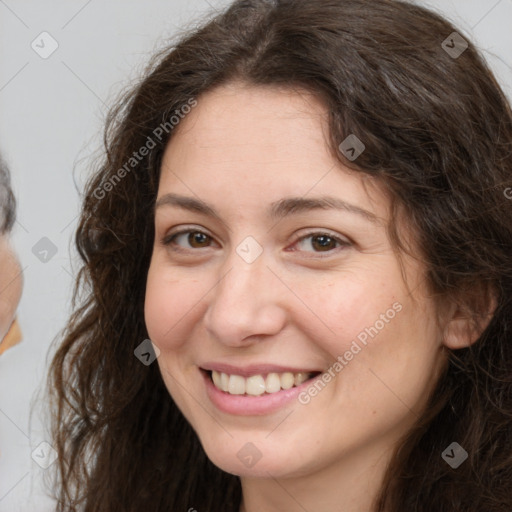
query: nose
[{"left": 203, "top": 249, "right": 288, "bottom": 347}]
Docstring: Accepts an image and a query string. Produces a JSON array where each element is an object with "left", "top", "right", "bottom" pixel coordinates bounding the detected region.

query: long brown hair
[{"left": 47, "top": 1, "right": 512, "bottom": 510}]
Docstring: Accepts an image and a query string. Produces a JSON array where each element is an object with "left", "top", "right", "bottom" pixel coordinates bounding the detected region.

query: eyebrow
[{"left": 155, "top": 193, "right": 382, "bottom": 225}]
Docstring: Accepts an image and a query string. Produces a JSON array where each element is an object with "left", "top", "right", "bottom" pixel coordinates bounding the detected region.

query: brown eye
[
  {"left": 292, "top": 231, "right": 350, "bottom": 257},
  {"left": 188, "top": 231, "right": 210, "bottom": 248},
  {"left": 310, "top": 234, "right": 338, "bottom": 252},
  {"left": 162, "top": 229, "right": 214, "bottom": 251}
]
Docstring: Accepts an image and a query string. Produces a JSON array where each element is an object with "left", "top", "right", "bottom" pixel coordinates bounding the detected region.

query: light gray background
[{"left": 0, "top": 0, "right": 511, "bottom": 510}]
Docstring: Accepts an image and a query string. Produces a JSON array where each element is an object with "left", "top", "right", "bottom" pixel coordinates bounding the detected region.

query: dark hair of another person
[
  {"left": 0, "top": 156, "right": 15, "bottom": 234},
  {"left": 47, "top": 1, "right": 512, "bottom": 510}
]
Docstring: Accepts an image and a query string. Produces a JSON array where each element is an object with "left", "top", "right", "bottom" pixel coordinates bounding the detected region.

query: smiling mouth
[{"left": 204, "top": 369, "right": 322, "bottom": 396}]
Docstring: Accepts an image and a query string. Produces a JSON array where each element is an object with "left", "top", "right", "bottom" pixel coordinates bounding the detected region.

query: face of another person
[
  {"left": 0, "top": 235, "right": 22, "bottom": 353},
  {"left": 144, "top": 82, "right": 448, "bottom": 479}
]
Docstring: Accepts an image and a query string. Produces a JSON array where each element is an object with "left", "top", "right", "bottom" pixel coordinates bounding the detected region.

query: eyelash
[{"left": 161, "top": 227, "right": 351, "bottom": 258}]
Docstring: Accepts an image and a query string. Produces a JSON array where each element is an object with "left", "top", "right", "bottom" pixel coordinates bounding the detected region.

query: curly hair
[
  {"left": 0, "top": 155, "right": 15, "bottom": 234},
  {"left": 47, "top": 0, "right": 512, "bottom": 510}
]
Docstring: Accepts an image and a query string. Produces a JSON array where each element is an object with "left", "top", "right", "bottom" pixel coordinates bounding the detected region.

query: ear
[{"left": 441, "top": 282, "right": 497, "bottom": 350}]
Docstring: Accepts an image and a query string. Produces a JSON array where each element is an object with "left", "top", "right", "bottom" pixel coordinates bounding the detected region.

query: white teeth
[
  {"left": 280, "top": 372, "right": 294, "bottom": 390},
  {"left": 212, "top": 370, "right": 221, "bottom": 388},
  {"left": 210, "top": 370, "right": 316, "bottom": 396},
  {"left": 246, "top": 375, "right": 266, "bottom": 396},
  {"left": 228, "top": 374, "right": 245, "bottom": 395},
  {"left": 265, "top": 373, "right": 281, "bottom": 393},
  {"left": 220, "top": 372, "right": 229, "bottom": 392}
]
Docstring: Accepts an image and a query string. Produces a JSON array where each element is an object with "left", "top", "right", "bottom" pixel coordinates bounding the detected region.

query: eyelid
[
  {"left": 161, "top": 225, "right": 215, "bottom": 249},
  {"left": 289, "top": 228, "right": 349, "bottom": 245},
  {"left": 161, "top": 225, "right": 351, "bottom": 256},
  {"left": 286, "top": 229, "right": 351, "bottom": 257}
]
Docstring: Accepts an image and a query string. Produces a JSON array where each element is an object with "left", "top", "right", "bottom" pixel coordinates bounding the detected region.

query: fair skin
[
  {"left": 144, "top": 82, "right": 478, "bottom": 512},
  {"left": 0, "top": 234, "right": 22, "bottom": 353}
]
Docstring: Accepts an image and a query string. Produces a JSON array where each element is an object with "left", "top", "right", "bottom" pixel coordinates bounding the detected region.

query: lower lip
[{"left": 201, "top": 369, "right": 320, "bottom": 416}]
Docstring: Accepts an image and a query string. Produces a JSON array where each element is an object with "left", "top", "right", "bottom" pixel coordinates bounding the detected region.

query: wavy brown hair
[
  {"left": 0, "top": 155, "right": 15, "bottom": 234},
  {"left": 47, "top": 0, "right": 512, "bottom": 510}
]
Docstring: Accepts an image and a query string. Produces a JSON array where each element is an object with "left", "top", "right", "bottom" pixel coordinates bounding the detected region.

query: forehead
[
  {"left": 159, "top": 82, "right": 389, "bottom": 220},
  {"left": 173, "top": 82, "right": 327, "bottom": 149}
]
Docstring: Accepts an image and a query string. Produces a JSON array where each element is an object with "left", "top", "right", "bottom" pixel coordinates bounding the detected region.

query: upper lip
[{"left": 200, "top": 362, "right": 323, "bottom": 378}]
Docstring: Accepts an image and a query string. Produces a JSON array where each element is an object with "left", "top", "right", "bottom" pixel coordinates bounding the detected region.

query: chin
[{"left": 198, "top": 436, "right": 306, "bottom": 479}]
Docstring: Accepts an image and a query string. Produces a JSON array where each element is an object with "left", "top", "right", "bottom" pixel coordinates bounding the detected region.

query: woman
[{"left": 47, "top": 0, "right": 512, "bottom": 510}]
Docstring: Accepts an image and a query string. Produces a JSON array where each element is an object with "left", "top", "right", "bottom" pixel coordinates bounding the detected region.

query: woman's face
[
  {"left": 0, "top": 235, "right": 22, "bottom": 351},
  {"left": 144, "top": 82, "right": 447, "bottom": 479}
]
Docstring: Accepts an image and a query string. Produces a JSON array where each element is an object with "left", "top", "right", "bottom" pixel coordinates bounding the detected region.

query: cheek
[
  {"left": 144, "top": 270, "right": 187, "bottom": 347},
  {"left": 0, "top": 262, "right": 22, "bottom": 339},
  {"left": 329, "top": 296, "right": 441, "bottom": 421},
  {"left": 297, "top": 272, "right": 398, "bottom": 360},
  {"left": 0, "top": 299, "right": 14, "bottom": 339},
  {"left": 144, "top": 262, "right": 212, "bottom": 351}
]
